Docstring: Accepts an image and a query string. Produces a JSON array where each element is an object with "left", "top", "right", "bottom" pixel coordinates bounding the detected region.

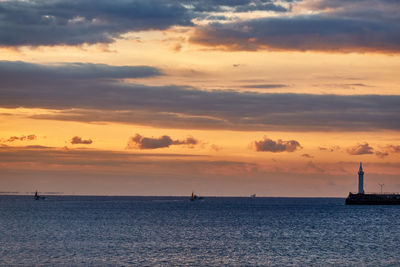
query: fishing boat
[{"left": 190, "top": 192, "right": 203, "bottom": 201}]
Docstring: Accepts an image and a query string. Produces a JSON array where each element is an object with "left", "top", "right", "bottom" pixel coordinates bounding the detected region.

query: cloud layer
[
  {"left": 1, "top": 60, "right": 400, "bottom": 132},
  {"left": 190, "top": 0, "right": 400, "bottom": 52},
  {"left": 0, "top": 0, "right": 294, "bottom": 47},
  {"left": 0, "top": 0, "right": 397, "bottom": 54},
  {"left": 0, "top": 0, "right": 193, "bottom": 46},
  {"left": 0, "top": 61, "right": 162, "bottom": 84},
  {"left": 191, "top": 15, "right": 400, "bottom": 52}
]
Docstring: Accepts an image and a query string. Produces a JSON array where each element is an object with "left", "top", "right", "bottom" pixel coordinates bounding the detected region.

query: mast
[{"left": 358, "top": 162, "right": 364, "bottom": 194}]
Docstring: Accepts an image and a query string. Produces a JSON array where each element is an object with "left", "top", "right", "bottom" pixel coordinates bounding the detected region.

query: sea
[{"left": 1, "top": 196, "right": 400, "bottom": 266}]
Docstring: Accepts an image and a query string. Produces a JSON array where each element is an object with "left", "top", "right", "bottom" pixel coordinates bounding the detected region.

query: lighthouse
[
  {"left": 346, "top": 162, "right": 400, "bottom": 205},
  {"left": 358, "top": 162, "right": 364, "bottom": 194}
]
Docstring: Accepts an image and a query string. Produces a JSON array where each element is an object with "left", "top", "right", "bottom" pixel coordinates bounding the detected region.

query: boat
[
  {"left": 345, "top": 163, "right": 400, "bottom": 205},
  {"left": 190, "top": 192, "right": 203, "bottom": 201},
  {"left": 34, "top": 191, "right": 46, "bottom": 200},
  {"left": 250, "top": 194, "right": 256, "bottom": 198}
]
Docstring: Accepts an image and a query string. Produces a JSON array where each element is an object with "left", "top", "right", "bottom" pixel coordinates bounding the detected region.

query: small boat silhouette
[
  {"left": 190, "top": 192, "right": 203, "bottom": 201},
  {"left": 34, "top": 191, "right": 46, "bottom": 200}
]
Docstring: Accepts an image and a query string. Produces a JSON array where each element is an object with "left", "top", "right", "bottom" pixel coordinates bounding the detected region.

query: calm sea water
[{"left": 1, "top": 196, "right": 400, "bottom": 266}]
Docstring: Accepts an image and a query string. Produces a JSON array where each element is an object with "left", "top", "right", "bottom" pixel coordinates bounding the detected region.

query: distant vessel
[
  {"left": 34, "top": 191, "right": 45, "bottom": 200},
  {"left": 190, "top": 192, "right": 203, "bottom": 201},
  {"left": 346, "top": 163, "right": 400, "bottom": 205},
  {"left": 250, "top": 194, "right": 256, "bottom": 198}
]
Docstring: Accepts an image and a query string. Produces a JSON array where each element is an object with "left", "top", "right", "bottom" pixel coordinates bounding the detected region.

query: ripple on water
[{"left": 0, "top": 196, "right": 399, "bottom": 266}]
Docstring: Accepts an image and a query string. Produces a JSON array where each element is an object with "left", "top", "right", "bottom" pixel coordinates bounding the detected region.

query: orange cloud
[{"left": 347, "top": 143, "right": 374, "bottom": 155}]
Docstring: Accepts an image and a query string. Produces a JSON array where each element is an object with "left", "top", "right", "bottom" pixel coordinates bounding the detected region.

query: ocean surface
[{"left": 1, "top": 196, "right": 400, "bottom": 266}]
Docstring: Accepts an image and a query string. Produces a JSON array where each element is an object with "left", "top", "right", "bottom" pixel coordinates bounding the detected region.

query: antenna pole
[{"left": 378, "top": 183, "right": 384, "bottom": 194}]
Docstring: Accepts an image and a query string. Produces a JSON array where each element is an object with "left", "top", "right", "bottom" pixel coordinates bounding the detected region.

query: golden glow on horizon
[{"left": 1, "top": 108, "right": 399, "bottom": 163}]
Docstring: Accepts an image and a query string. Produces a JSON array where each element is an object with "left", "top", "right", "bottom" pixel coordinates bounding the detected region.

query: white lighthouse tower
[{"left": 358, "top": 162, "right": 364, "bottom": 194}]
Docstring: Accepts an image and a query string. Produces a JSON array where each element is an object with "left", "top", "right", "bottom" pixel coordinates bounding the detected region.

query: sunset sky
[{"left": 0, "top": 0, "right": 399, "bottom": 196}]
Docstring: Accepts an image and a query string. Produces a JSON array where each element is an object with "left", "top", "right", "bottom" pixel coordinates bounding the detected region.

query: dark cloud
[
  {"left": 0, "top": 0, "right": 295, "bottom": 47},
  {"left": 347, "top": 143, "right": 374, "bottom": 155},
  {"left": 0, "top": 0, "right": 193, "bottom": 46},
  {"left": 71, "top": 136, "right": 93, "bottom": 145},
  {"left": 234, "top": 2, "right": 287, "bottom": 12},
  {"left": 27, "top": 93, "right": 400, "bottom": 132},
  {"left": 191, "top": 15, "right": 400, "bottom": 53},
  {"left": 253, "top": 137, "right": 302, "bottom": 152},
  {"left": 126, "top": 134, "right": 198, "bottom": 149},
  {"left": 242, "top": 84, "right": 287, "bottom": 89},
  {"left": 1, "top": 60, "right": 400, "bottom": 132},
  {"left": 185, "top": 0, "right": 290, "bottom": 13},
  {"left": 2, "top": 134, "right": 37, "bottom": 142},
  {"left": 0, "top": 61, "right": 162, "bottom": 85},
  {"left": 0, "top": 0, "right": 396, "bottom": 52},
  {"left": 303, "top": 0, "right": 399, "bottom": 16},
  {"left": 205, "top": 15, "right": 233, "bottom": 21},
  {"left": 301, "top": 153, "right": 313, "bottom": 158}
]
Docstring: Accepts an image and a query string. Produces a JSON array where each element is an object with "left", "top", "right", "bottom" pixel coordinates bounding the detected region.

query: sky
[{"left": 0, "top": 0, "right": 399, "bottom": 196}]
